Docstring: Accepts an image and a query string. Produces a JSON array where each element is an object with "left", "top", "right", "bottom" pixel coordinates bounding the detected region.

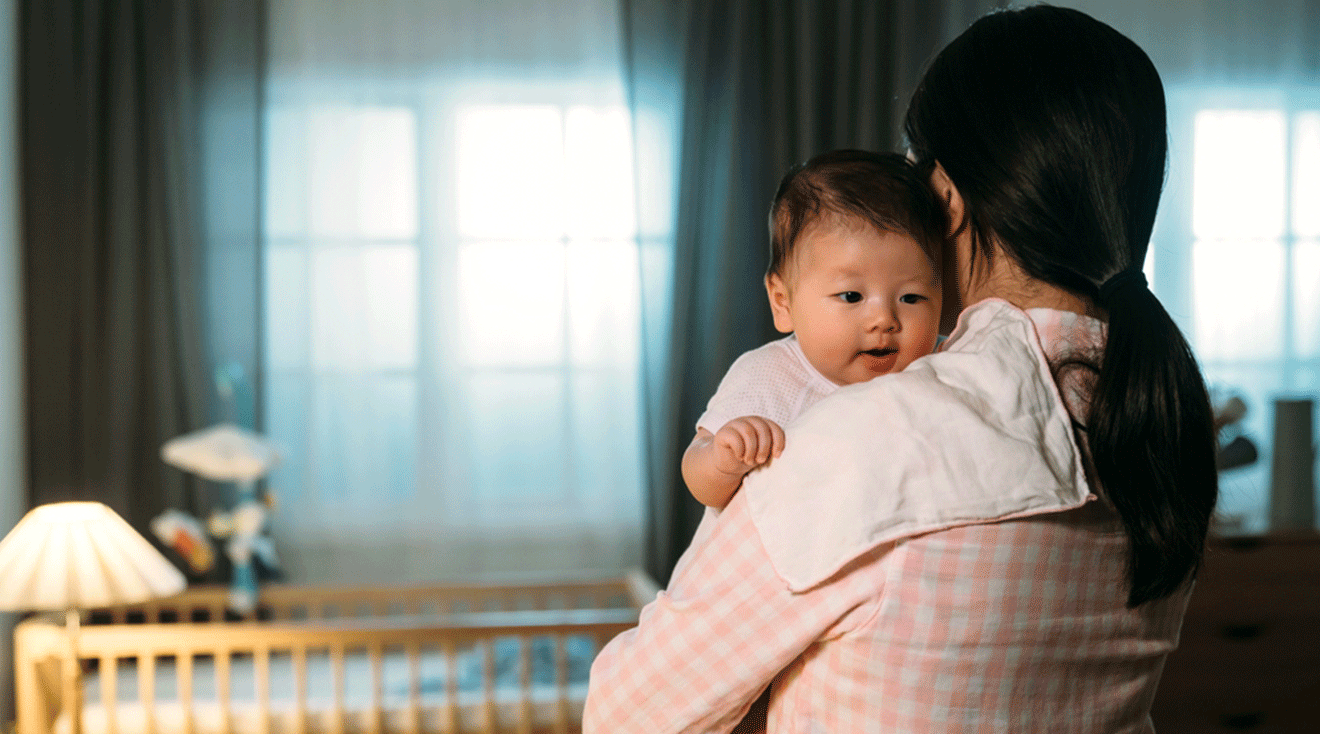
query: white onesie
[{"left": 695, "top": 335, "right": 840, "bottom": 435}]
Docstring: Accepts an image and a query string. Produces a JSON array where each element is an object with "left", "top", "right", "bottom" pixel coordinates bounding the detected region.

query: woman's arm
[{"left": 583, "top": 488, "right": 875, "bottom": 733}]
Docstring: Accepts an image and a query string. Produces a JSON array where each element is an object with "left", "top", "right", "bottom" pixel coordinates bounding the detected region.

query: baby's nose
[{"left": 870, "top": 306, "right": 898, "bottom": 332}]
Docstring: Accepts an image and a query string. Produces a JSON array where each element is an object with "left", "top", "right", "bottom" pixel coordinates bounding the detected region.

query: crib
[{"left": 14, "top": 570, "right": 657, "bottom": 734}]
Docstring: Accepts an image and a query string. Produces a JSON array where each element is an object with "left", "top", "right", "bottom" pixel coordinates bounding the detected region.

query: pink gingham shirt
[{"left": 585, "top": 300, "right": 1193, "bottom": 733}]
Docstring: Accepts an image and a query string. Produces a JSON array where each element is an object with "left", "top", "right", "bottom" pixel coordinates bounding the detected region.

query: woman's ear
[
  {"left": 929, "top": 162, "right": 967, "bottom": 239},
  {"left": 764, "top": 273, "right": 795, "bottom": 334},
  {"left": 929, "top": 162, "right": 968, "bottom": 335}
]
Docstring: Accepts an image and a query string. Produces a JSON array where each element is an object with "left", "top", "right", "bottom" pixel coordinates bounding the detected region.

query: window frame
[
  {"left": 260, "top": 75, "right": 647, "bottom": 546},
  {"left": 1161, "top": 85, "right": 1320, "bottom": 533}
]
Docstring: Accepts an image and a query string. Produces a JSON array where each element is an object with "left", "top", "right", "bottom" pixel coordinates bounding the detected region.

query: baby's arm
[{"left": 682, "top": 416, "right": 786, "bottom": 509}]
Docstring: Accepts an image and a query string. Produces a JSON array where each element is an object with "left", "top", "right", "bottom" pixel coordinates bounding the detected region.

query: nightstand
[{"left": 1151, "top": 532, "right": 1320, "bottom": 732}]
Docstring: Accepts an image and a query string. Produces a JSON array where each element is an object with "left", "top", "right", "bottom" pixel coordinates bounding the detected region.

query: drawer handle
[
  {"left": 1219, "top": 623, "right": 1266, "bottom": 641},
  {"left": 1221, "top": 537, "right": 1265, "bottom": 551},
  {"left": 1220, "top": 711, "right": 1265, "bottom": 730}
]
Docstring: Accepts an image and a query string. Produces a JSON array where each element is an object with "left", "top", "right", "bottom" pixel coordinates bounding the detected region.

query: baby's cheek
[
  {"left": 918, "top": 308, "right": 943, "bottom": 353},
  {"left": 900, "top": 328, "right": 940, "bottom": 371},
  {"left": 921, "top": 330, "right": 940, "bottom": 355}
]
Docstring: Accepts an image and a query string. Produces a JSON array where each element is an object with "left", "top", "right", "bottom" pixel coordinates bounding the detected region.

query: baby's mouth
[{"left": 861, "top": 347, "right": 897, "bottom": 358}]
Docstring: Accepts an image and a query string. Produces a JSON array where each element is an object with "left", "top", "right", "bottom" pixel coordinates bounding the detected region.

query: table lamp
[{"left": 0, "top": 501, "right": 186, "bottom": 734}]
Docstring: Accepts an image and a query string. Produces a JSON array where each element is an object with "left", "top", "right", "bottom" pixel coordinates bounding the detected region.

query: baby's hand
[{"left": 712, "top": 416, "right": 786, "bottom": 477}]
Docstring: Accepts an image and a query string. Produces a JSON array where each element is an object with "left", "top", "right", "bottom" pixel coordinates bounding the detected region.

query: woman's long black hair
[{"left": 904, "top": 5, "right": 1217, "bottom": 607}]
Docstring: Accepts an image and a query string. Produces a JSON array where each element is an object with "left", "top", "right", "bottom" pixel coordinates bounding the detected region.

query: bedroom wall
[{"left": 0, "top": 0, "right": 21, "bottom": 721}]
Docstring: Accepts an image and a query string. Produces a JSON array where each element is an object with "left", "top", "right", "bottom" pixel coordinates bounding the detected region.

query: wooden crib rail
[
  {"left": 17, "top": 604, "right": 642, "bottom": 734},
  {"left": 32, "top": 608, "right": 638, "bottom": 657},
  {"left": 87, "top": 572, "right": 645, "bottom": 624}
]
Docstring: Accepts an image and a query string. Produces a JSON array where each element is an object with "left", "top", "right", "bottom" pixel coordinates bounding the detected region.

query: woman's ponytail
[{"left": 1089, "top": 273, "right": 1218, "bottom": 607}]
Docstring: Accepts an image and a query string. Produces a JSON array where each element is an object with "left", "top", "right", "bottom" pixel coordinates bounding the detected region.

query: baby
[{"left": 682, "top": 149, "right": 946, "bottom": 509}]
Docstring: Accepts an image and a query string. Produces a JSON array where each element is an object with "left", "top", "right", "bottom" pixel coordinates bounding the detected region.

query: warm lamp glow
[{"left": 0, "top": 501, "right": 186, "bottom": 611}]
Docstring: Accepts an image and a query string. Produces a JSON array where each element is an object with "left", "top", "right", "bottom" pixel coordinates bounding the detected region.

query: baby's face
[{"left": 766, "top": 217, "right": 941, "bottom": 386}]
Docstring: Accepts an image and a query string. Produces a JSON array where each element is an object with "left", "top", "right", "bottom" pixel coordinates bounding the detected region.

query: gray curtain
[
  {"left": 20, "top": 0, "right": 262, "bottom": 549},
  {"left": 628, "top": 0, "right": 1005, "bottom": 584},
  {"left": 195, "top": 0, "right": 264, "bottom": 436}
]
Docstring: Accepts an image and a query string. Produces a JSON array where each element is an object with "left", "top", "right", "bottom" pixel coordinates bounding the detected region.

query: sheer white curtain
[
  {"left": 262, "top": 0, "right": 648, "bottom": 582},
  {"left": 1065, "top": 0, "right": 1320, "bottom": 532}
]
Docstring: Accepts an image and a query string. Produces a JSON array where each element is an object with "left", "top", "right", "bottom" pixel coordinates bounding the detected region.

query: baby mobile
[{"left": 151, "top": 365, "right": 282, "bottom": 616}]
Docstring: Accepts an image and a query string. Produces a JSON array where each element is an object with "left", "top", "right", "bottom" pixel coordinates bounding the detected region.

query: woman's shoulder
[
  {"left": 809, "top": 301, "right": 1060, "bottom": 427},
  {"left": 877, "top": 299, "right": 1106, "bottom": 418},
  {"left": 792, "top": 301, "right": 1064, "bottom": 450},
  {"left": 742, "top": 299, "right": 1095, "bottom": 592}
]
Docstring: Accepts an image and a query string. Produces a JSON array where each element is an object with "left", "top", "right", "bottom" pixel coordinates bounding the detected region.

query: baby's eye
[
  {"left": 836, "top": 291, "right": 863, "bottom": 304},
  {"left": 900, "top": 293, "right": 926, "bottom": 304}
]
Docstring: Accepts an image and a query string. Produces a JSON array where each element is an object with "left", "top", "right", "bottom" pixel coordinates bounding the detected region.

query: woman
[{"left": 584, "top": 6, "right": 1217, "bottom": 732}]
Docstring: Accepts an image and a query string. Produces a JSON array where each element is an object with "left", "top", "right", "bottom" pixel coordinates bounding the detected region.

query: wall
[{"left": 0, "top": 0, "right": 22, "bottom": 722}]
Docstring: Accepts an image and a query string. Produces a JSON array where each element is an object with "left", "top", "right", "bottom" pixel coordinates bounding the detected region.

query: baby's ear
[{"left": 765, "top": 273, "right": 794, "bottom": 333}]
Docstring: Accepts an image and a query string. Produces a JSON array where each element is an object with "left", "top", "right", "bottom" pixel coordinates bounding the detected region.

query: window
[
  {"left": 451, "top": 103, "right": 642, "bottom": 526},
  {"left": 1165, "top": 90, "right": 1320, "bottom": 532},
  {"left": 261, "top": 90, "right": 645, "bottom": 580},
  {"left": 265, "top": 105, "right": 422, "bottom": 510}
]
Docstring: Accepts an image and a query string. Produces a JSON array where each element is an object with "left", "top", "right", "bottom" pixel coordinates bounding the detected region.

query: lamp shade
[
  {"left": 161, "top": 423, "right": 280, "bottom": 482},
  {"left": 0, "top": 502, "right": 186, "bottom": 611}
]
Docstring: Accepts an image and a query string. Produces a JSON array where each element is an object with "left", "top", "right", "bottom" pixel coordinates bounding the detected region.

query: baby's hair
[{"left": 767, "top": 149, "right": 944, "bottom": 280}]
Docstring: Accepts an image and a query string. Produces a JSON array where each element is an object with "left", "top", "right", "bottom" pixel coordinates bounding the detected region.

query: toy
[
  {"left": 160, "top": 424, "right": 282, "bottom": 616},
  {"left": 150, "top": 508, "right": 215, "bottom": 574},
  {"left": 1212, "top": 393, "right": 1257, "bottom": 472}
]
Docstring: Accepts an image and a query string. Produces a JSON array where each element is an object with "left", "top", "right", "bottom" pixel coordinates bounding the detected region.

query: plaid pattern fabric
[
  {"left": 584, "top": 307, "right": 1192, "bottom": 732},
  {"left": 585, "top": 495, "right": 1187, "bottom": 733}
]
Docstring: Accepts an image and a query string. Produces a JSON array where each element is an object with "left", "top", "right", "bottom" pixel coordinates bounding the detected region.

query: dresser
[{"left": 1150, "top": 533, "right": 1320, "bottom": 732}]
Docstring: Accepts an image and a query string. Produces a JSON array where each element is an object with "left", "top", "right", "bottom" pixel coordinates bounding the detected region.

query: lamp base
[{"left": 64, "top": 609, "right": 82, "bottom": 734}]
